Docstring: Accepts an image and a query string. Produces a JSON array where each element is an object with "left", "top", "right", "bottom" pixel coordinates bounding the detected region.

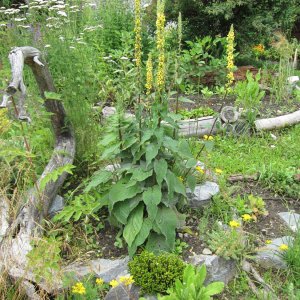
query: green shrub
[{"left": 128, "top": 251, "right": 185, "bottom": 294}]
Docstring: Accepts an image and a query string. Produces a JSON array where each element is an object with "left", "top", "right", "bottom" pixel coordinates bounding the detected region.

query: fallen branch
[
  {"left": 0, "top": 47, "right": 75, "bottom": 297},
  {"left": 227, "top": 173, "right": 259, "bottom": 183}
]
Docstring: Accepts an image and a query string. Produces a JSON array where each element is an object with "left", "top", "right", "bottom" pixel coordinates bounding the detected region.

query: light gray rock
[
  {"left": 202, "top": 248, "right": 212, "bottom": 255},
  {"left": 255, "top": 236, "right": 294, "bottom": 269},
  {"left": 278, "top": 212, "right": 300, "bottom": 232},
  {"left": 64, "top": 257, "right": 129, "bottom": 282},
  {"left": 188, "top": 254, "right": 236, "bottom": 285},
  {"left": 104, "top": 283, "right": 140, "bottom": 300},
  {"left": 48, "top": 195, "right": 64, "bottom": 218},
  {"left": 102, "top": 106, "right": 117, "bottom": 118},
  {"left": 186, "top": 182, "right": 219, "bottom": 208},
  {"left": 105, "top": 164, "right": 121, "bottom": 172}
]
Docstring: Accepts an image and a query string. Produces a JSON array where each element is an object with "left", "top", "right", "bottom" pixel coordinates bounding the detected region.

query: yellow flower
[
  {"left": 178, "top": 176, "right": 184, "bottom": 182},
  {"left": 226, "top": 24, "right": 235, "bottom": 88},
  {"left": 265, "top": 240, "right": 272, "bottom": 244},
  {"left": 195, "top": 166, "right": 204, "bottom": 174},
  {"left": 109, "top": 279, "right": 119, "bottom": 288},
  {"left": 96, "top": 278, "right": 104, "bottom": 285},
  {"left": 229, "top": 220, "right": 240, "bottom": 228},
  {"left": 215, "top": 168, "right": 223, "bottom": 175},
  {"left": 119, "top": 276, "right": 135, "bottom": 286},
  {"left": 279, "top": 244, "right": 288, "bottom": 251},
  {"left": 145, "top": 53, "right": 153, "bottom": 94},
  {"left": 253, "top": 44, "right": 265, "bottom": 53},
  {"left": 156, "top": 0, "right": 166, "bottom": 91},
  {"left": 134, "top": 0, "right": 142, "bottom": 68},
  {"left": 72, "top": 282, "right": 86, "bottom": 295},
  {"left": 242, "top": 214, "right": 252, "bottom": 222},
  {"left": 203, "top": 135, "right": 213, "bottom": 141}
]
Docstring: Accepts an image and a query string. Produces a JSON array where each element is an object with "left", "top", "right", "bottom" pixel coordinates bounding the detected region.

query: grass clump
[{"left": 128, "top": 251, "right": 185, "bottom": 294}]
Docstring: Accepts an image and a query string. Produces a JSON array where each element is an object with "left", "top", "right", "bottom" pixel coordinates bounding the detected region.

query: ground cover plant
[{"left": 0, "top": 0, "right": 299, "bottom": 299}]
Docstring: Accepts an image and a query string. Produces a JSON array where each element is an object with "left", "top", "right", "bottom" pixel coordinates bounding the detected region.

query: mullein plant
[
  {"left": 175, "top": 12, "right": 182, "bottom": 114},
  {"left": 226, "top": 24, "right": 235, "bottom": 92}
]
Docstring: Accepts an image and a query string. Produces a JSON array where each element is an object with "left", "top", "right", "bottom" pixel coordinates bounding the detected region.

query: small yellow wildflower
[
  {"left": 253, "top": 44, "right": 265, "bottom": 53},
  {"left": 96, "top": 278, "right": 104, "bottom": 285},
  {"left": 72, "top": 282, "right": 86, "bottom": 295},
  {"left": 265, "top": 240, "right": 272, "bottom": 244},
  {"left": 178, "top": 176, "right": 184, "bottom": 182},
  {"left": 242, "top": 214, "right": 252, "bottom": 222},
  {"left": 134, "top": 0, "right": 142, "bottom": 68},
  {"left": 215, "top": 168, "right": 223, "bottom": 175},
  {"left": 109, "top": 279, "right": 119, "bottom": 288},
  {"left": 119, "top": 276, "right": 135, "bottom": 286},
  {"left": 195, "top": 166, "right": 204, "bottom": 174},
  {"left": 203, "top": 135, "right": 213, "bottom": 141},
  {"left": 229, "top": 220, "right": 240, "bottom": 228},
  {"left": 279, "top": 244, "right": 288, "bottom": 251}
]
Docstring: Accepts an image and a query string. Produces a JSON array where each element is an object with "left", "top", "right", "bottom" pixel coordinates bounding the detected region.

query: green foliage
[
  {"left": 27, "top": 236, "right": 62, "bottom": 284},
  {"left": 128, "top": 251, "right": 185, "bottom": 294},
  {"left": 207, "top": 226, "right": 251, "bottom": 261},
  {"left": 178, "top": 107, "right": 215, "bottom": 120},
  {"left": 235, "top": 71, "right": 265, "bottom": 127},
  {"left": 86, "top": 106, "right": 197, "bottom": 255},
  {"left": 158, "top": 264, "right": 224, "bottom": 300},
  {"left": 53, "top": 193, "right": 104, "bottom": 224}
]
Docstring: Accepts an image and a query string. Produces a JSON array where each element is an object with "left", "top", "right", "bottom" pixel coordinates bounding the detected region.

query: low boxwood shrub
[{"left": 128, "top": 251, "right": 186, "bottom": 294}]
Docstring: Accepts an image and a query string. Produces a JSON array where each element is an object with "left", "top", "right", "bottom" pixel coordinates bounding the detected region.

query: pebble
[{"left": 202, "top": 248, "right": 212, "bottom": 255}]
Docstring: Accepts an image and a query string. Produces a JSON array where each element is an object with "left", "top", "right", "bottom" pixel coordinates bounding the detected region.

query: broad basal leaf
[
  {"left": 154, "top": 158, "right": 168, "bottom": 185},
  {"left": 84, "top": 170, "right": 113, "bottom": 192},
  {"left": 146, "top": 143, "right": 159, "bottom": 166},
  {"left": 123, "top": 203, "right": 144, "bottom": 247},
  {"left": 143, "top": 185, "right": 162, "bottom": 221}
]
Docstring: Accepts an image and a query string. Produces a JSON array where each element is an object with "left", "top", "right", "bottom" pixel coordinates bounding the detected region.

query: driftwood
[
  {"left": 178, "top": 107, "right": 300, "bottom": 137},
  {"left": 0, "top": 47, "right": 75, "bottom": 298}
]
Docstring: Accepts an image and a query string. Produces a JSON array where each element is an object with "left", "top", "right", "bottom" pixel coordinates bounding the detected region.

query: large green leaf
[
  {"left": 154, "top": 158, "right": 168, "bottom": 185},
  {"left": 146, "top": 143, "right": 159, "bottom": 166},
  {"left": 143, "top": 185, "right": 162, "bottom": 221},
  {"left": 163, "top": 136, "right": 179, "bottom": 153},
  {"left": 123, "top": 203, "right": 144, "bottom": 247},
  {"left": 165, "top": 170, "right": 186, "bottom": 198},
  {"left": 128, "top": 218, "right": 153, "bottom": 256},
  {"left": 155, "top": 206, "right": 178, "bottom": 249},
  {"left": 84, "top": 170, "right": 113, "bottom": 192},
  {"left": 109, "top": 181, "right": 142, "bottom": 210},
  {"left": 186, "top": 174, "right": 196, "bottom": 192},
  {"left": 112, "top": 195, "right": 141, "bottom": 224},
  {"left": 204, "top": 282, "right": 225, "bottom": 296},
  {"left": 131, "top": 167, "right": 153, "bottom": 182},
  {"left": 178, "top": 140, "right": 193, "bottom": 158},
  {"left": 145, "top": 232, "right": 172, "bottom": 253},
  {"left": 100, "top": 142, "right": 121, "bottom": 160}
]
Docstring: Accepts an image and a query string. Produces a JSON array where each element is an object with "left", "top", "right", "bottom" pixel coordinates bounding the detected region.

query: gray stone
[
  {"left": 64, "top": 257, "right": 129, "bottom": 282},
  {"left": 202, "top": 248, "right": 212, "bottom": 255},
  {"left": 255, "top": 236, "right": 294, "bottom": 269},
  {"left": 104, "top": 283, "right": 140, "bottom": 300},
  {"left": 278, "top": 212, "right": 300, "bottom": 232},
  {"left": 102, "top": 106, "right": 117, "bottom": 118},
  {"left": 105, "top": 164, "right": 121, "bottom": 172},
  {"left": 48, "top": 195, "right": 64, "bottom": 218},
  {"left": 186, "top": 182, "right": 219, "bottom": 208},
  {"left": 188, "top": 254, "right": 236, "bottom": 285}
]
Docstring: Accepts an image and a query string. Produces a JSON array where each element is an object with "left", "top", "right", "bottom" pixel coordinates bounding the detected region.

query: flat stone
[
  {"left": 278, "top": 212, "right": 300, "bottom": 232},
  {"left": 186, "top": 182, "right": 219, "bottom": 208},
  {"left": 48, "top": 195, "right": 64, "bottom": 218},
  {"left": 255, "top": 236, "right": 294, "bottom": 269},
  {"left": 188, "top": 254, "right": 236, "bottom": 285},
  {"left": 102, "top": 106, "right": 117, "bottom": 118},
  {"left": 64, "top": 257, "right": 129, "bottom": 282},
  {"left": 104, "top": 283, "right": 140, "bottom": 300}
]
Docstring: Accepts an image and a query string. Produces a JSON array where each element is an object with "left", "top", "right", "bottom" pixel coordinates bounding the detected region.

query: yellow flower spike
[
  {"left": 265, "top": 240, "right": 272, "bottom": 245},
  {"left": 226, "top": 24, "right": 235, "bottom": 89},
  {"left": 215, "top": 168, "right": 223, "bottom": 175},
  {"left": 72, "top": 282, "right": 86, "bottom": 295},
  {"left": 242, "top": 214, "right": 252, "bottom": 222},
  {"left": 195, "top": 166, "right": 204, "bottom": 174},
  {"left": 109, "top": 279, "right": 119, "bottom": 288},
  {"left": 96, "top": 278, "right": 104, "bottom": 285},
  {"left": 156, "top": 0, "right": 166, "bottom": 91},
  {"left": 229, "top": 220, "right": 240, "bottom": 228},
  {"left": 134, "top": 0, "right": 142, "bottom": 68},
  {"left": 279, "top": 244, "right": 288, "bottom": 251},
  {"left": 145, "top": 53, "right": 153, "bottom": 95}
]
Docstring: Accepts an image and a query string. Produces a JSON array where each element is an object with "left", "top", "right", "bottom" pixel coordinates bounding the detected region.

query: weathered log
[
  {"left": 255, "top": 109, "right": 300, "bottom": 131},
  {"left": 0, "top": 47, "right": 75, "bottom": 297}
]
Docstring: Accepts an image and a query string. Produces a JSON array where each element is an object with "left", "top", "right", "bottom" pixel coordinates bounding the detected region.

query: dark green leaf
[{"left": 154, "top": 158, "right": 168, "bottom": 185}]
